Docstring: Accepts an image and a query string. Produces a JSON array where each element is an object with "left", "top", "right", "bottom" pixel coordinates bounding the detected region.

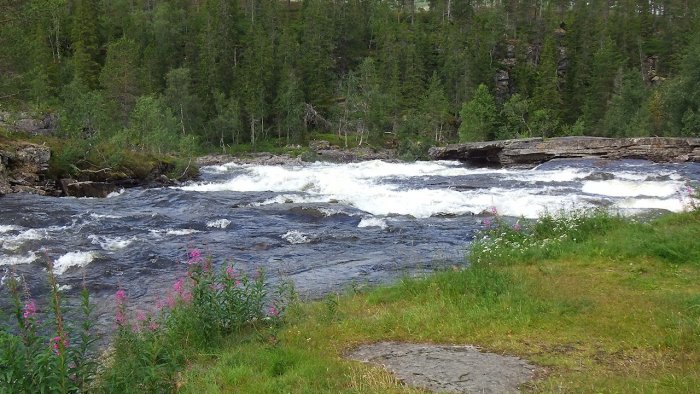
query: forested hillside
[{"left": 1, "top": 0, "right": 699, "bottom": 159}]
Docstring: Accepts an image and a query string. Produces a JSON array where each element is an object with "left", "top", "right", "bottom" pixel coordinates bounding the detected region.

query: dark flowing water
[{"left": 1, "top": 158, "right": 699, "bottom": 331}]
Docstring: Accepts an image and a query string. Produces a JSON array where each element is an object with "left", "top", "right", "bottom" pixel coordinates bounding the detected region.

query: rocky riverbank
[
  {"left": 0, "top": 139, "right": 192, "bottom": 198},
  {"left": 196, "top": 141, "right": 397, "bottom": 167},
  {"left": 429, "top": 136, "right": 700, "bottom": 167},
  {"left": 0, "top": 141, "right": 52, "bottom": 196},
  {"left": 1, "top": 136, "right": 398, "bottom": 198}
]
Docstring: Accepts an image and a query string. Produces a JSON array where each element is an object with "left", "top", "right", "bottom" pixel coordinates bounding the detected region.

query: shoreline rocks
[
  {"left": 0, "top": 142, "right": 53, "bottom": 196},
  {"left": 428, "top": 136, "right": 700, "bottom": 167}
]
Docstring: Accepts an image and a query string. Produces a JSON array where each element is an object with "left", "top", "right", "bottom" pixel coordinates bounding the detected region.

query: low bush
[
  {"left": 99, "top": 250, "right": 292, "bottom": 392},
  {"left": 0, "top": 263, "right": 99, "bottom": 393}
]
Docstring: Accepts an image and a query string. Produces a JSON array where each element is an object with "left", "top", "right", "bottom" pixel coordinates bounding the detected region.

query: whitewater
[{"left": 1, "top": 158, "right": 698, "bottom": 327}]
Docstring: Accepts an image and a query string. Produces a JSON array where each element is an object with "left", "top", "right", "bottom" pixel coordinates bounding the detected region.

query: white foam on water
[
  {"left": 0, "top": 251, "right": 38, "bottom": 266},
  {"left": 106, "top": 188, "right": 125, "bottom": 198},
  {"left": 0, "top": 225, "right": 20, "bottom": 233},
  {"left": 614, "top": 197, "right": 687, "bottom": 212},
  {"left": 88, "top": 235, "right": 135, "bottom": 251},
  {"left": 182, "top": 160, "right": 694, "bottom": 218},
  {"left": 200, "top": 162, "right": 243, "bottom": 174},
  {"left": 502, "top": 168, "right": 592, "bottom": 183},
  {"left": 206, "top": 219, "right": 231, "bottom": 229},
  {"left": 166, "top": 229, "right": 200, "bottom": 236},
  {"left": 358, "top": 217, "right": 388, "bottom": 230},
  {"left": 1, "top": 229, "right": 46, "bottom": 251},
  {"left": 582, "top": 179, "right": 681, "bottom": 198},
  {"left": 281, "top": 230, "right": 311, "bottom": 244},
  {"left": 53, "top": 251, "right": 96, "bottom": 275},
  {"left": 89, "top": 213, "right": 122, "bottom": 220}
]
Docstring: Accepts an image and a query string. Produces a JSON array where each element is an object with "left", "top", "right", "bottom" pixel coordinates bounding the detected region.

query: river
[{"left": 1, "top": 158, "right": 699, "bottom": 330}]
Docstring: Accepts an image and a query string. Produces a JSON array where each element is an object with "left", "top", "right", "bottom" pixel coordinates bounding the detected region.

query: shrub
[
  {"left": 0, "top": 263, "right": 99, "bottom": 392},
  {"left": 100, "top": 250, "right": 293, "bottom": 392}
]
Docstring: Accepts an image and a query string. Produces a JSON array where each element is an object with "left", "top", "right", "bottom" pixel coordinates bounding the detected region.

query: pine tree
[
  {"left": 422, "top": 72, "right": 451, "bottom": 142},
  {"left": 72, "top": 0, "right": 101, "bottom": 89},
  {"left": 99, "top": 38, "right": 141, "bottom": 125},
  {"left": 275, "top": 69, "right": 305, "bottom": 144}
]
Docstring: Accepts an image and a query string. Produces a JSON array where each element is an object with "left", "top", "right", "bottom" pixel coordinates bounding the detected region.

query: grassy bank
[{"left": 174, "top": 210, "right": 700, "bottom": 393}]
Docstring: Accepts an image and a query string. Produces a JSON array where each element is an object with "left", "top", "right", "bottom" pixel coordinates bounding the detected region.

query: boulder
[
  {"left": 0, "top": 143, "right": 52, "bottom": 196},
  {"left": 60, "top": 179, "right": 118, "bottom": 198},
  {"left": 429, "top": 136, "right": 700, "bottom": 167}
]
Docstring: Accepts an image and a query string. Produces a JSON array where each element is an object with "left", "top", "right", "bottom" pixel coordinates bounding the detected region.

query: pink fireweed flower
[
  {"left": 148, "top": 321, "right": 159, "bottom": 331},
  {"left": 268, "top": 306, "right": 279, "bottom": 317},
  {"left": 136, "top": 310, "right": 146, "bottom": 322},
  {"left": 115, "top": 289, "right": 127, "bottom": 303},
  {"left": 482, "top": 218, "right": 492, "bottom": 228},
  {"left": 173, "top": 278, "right": 184, "bottom": 294},
  {"left": 187, "top": 249, "right": 202, "bottom": 264},
  {"left": 490, "top": 206, "right": 498, "bottom": 215},
  {"left": 166, "top": 294, "right": 176, "bottom": 309},
  {"left": 23, "top": 299, "right": 37, "bottom": 320},
  {"left": 225, "top": 265, "right": 236, "bottom": 279},
  {"left": 51, "top": 335, "right": 69, "bottom": 355},
  {"left": 115, "top": 310, "right": 126, "bottom": 327},
  {"left": 513, "top": 222, "right": 521, "bottom": 232}
]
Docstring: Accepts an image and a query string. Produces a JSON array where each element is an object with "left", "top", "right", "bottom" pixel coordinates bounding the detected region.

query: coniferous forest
[{"left": 2, "top": 0, "right": 700, "bottom": 159}]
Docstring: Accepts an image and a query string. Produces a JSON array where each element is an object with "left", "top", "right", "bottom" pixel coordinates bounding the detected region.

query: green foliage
[
  {"left": 602, "top": 70, "right": 651, "bottom": 137},
  {"left": 180, "top": 209, "right": 700, "bottom": 392},
  {"left": 499, "top": 93, "right": 532, "bottom": 139},
  {"left": 470, "top": 208, "right": 700, "bottom": 267},
  {"left": 121, "top": 95, "right": 179, "bottom": 154},
  {"left": 100, "top": 38, "right": 142, "bottom": 124},
  {"left": 101, "top": 251, "right": 292, "bottom": 392},
  {"left": 275, "top": 70, "right": 306, "bottom": 144},
  {"left": 458, "top": 84, "right": 497, "bottom": 142},
  {"left": 3, "top": 0, "right": 700, "bottom": 150},
  {"left": 0, "top": 264, "right": 98, "bottom": 393},
  {"left": 71, "top": 0, "right": 101, "bottom": 89},
  {"left": 59, "top": 80, "right": 113, "bottom": 139}
]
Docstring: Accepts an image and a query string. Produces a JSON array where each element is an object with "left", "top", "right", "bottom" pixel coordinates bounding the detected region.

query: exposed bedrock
[{"left": 429, "top": 136, "right": 700, "bottom": 167}]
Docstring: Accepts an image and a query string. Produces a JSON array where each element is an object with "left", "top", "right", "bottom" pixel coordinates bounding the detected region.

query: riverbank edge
[
  {"left": 170, "top": 210, "right": 700, "bottom": 393},
  {"left": 0, "top": 130, "right": 398, "bottom": 197}
]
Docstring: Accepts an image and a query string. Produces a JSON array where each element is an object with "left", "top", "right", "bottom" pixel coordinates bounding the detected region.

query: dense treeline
[{"left": 1, "top": 0, "right": 700, "bottom": 159}]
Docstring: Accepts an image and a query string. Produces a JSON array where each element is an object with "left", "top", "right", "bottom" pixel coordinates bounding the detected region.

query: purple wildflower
[
  {"left": 173, "top": 278, "right": 184, "bottom": 294},
  {"left": 115, "top": 289, "right": 127, "bottom": 303},
  {"left": 226, "top": 265, "right": 236, "bottom": 279},
  {"left": 23, "top": 300, "right": 37, "bottom": 320},
  {"left": 51, "top": 335, "right": 69, "bottom": 355},
  {"left": 187, "top": 249, "right": 202, "bottom": 264}
]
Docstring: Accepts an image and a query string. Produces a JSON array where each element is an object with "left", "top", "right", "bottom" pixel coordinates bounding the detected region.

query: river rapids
[{"left": 1, "top": 158, "right": 699, "bottom": 330}]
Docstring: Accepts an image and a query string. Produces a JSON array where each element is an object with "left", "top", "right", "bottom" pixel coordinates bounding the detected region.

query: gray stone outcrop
[
  {"left": 0, "top": 142, "right": 53, "bottom": 196},
  {"left": 429, "top": 136, "right": 700, "bottom": 167}
]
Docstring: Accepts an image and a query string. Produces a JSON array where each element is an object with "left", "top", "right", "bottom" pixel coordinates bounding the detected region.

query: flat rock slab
[{"left": 348, "top": 342, "right": 535, "bottom": 393}]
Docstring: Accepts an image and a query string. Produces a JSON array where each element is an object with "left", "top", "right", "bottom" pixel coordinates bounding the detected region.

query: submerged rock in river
[{"left": 429, "top": 136, "right": 700, "bottom": 167}]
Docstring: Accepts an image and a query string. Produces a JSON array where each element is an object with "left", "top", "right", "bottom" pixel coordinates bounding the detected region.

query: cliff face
[
  {"left": 0, "top": 142, "right": 53, "bottom": 196},
  {"left": 428, "top": 137, "right": 700, "bottom": 167}
]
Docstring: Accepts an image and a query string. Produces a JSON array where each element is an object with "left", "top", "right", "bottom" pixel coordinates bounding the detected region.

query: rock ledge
[{"left": 429, "top": 136, "right": 700, "bottom": 167}]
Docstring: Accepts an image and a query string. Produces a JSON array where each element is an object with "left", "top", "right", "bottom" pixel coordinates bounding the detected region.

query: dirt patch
[{"left": 347, "top": 342, "right": 535, "bottom": 393}]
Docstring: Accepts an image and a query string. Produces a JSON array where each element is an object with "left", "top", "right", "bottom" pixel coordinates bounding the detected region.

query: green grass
[{"left": 173, "top": 210, "right": 700, "bottom": 393}]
